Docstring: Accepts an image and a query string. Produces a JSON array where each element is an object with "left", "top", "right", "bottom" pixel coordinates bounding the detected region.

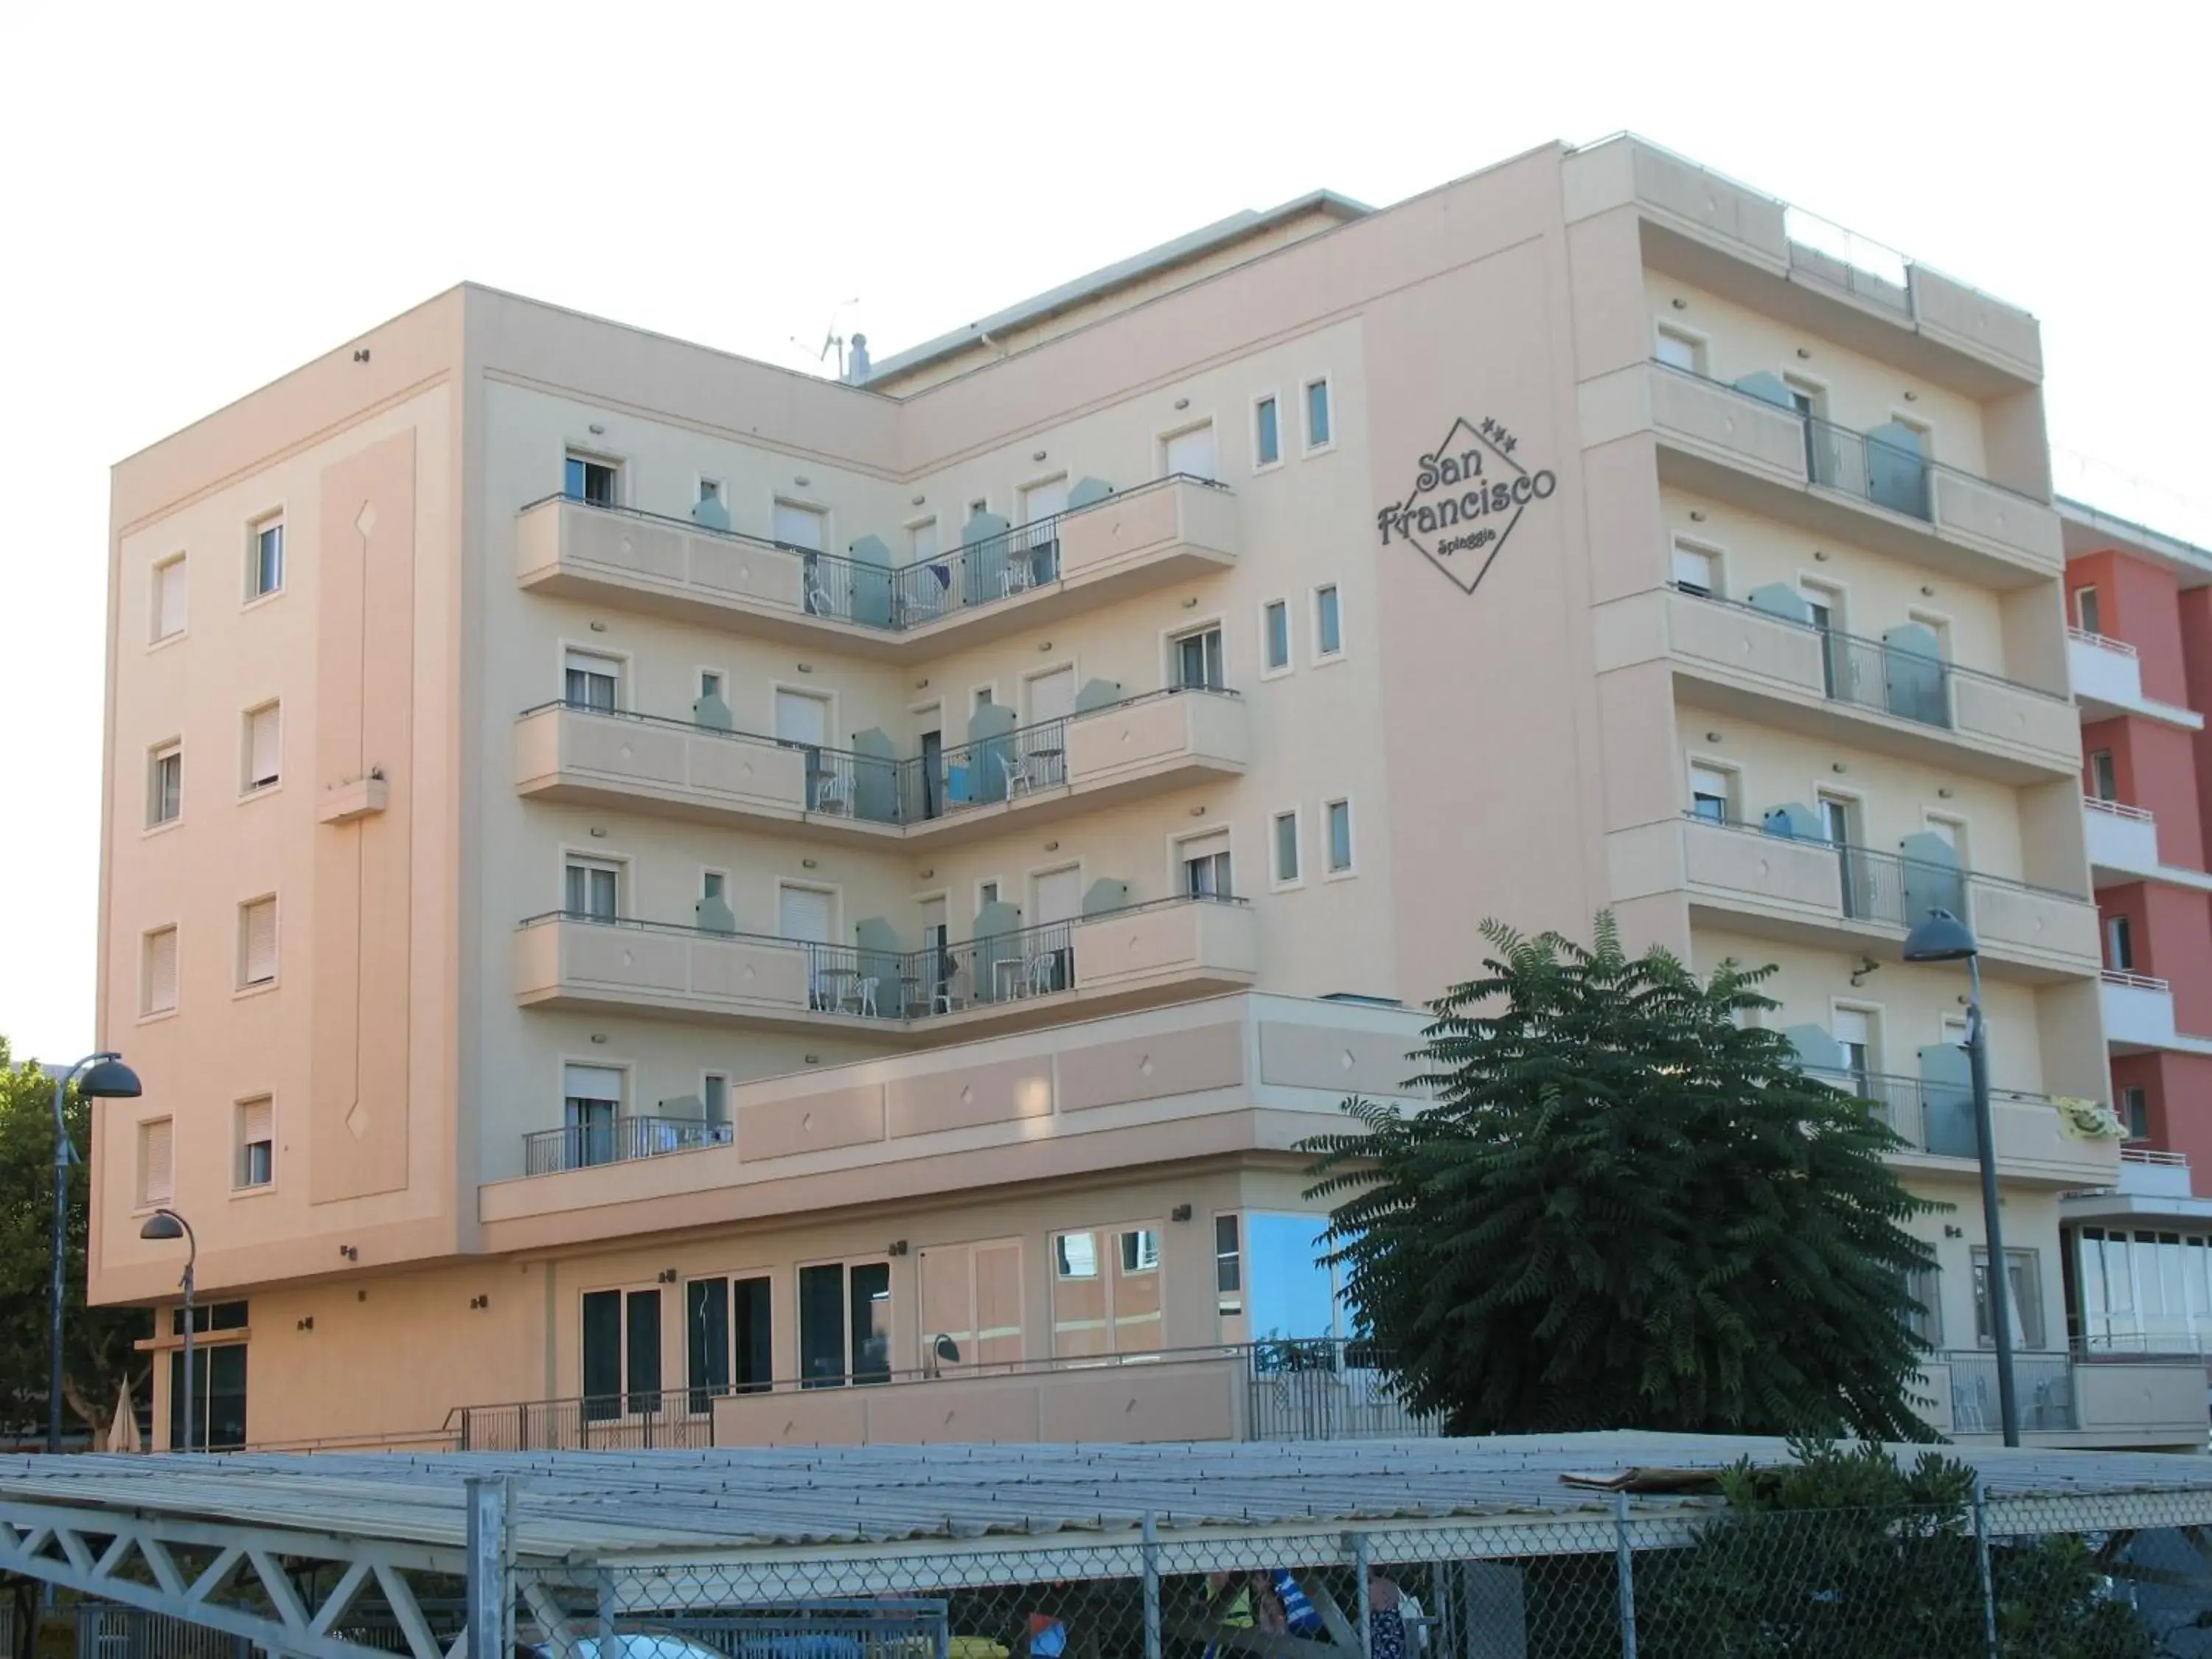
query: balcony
[
  {"left": 447, "top": 1340, "right": 1434, "bottom": 1451},
  {"left": 1606, "top": 585, "right": 2077, "bottom": 782},
  {"left": 1918, "top": 1352, "right": 2206, "bottom": 1447},
  {"left": 2084, "top": 798, "right": 2163, "bottom": 883},
  {"left": 1627, "top": 813, "right": 2101, "bottom": 982},
  {"left": 2100, "top": 970, "right": 2212, "bottom": 1057},
  {"left": 514, "top": 686, "right": 1248, "bottom": 846},
  {"left": 2118, "top": 1146, "right": 2195, "bottom": 1200},
  {"left": 512, "top": 894, "right": 1259, "bottom": 1040},
  {"left": 1627, "top": 362, "right": 2061, "bottom": 587},
  {"left": 1804, "top": 1067, "right": 2117, "bottom": 1188},
  {"left": 514, "top": 476, "right": 1238, "bottom": 662},
  {"left": 2069, "top": 628, "right": 2205, "bottom": 729}
]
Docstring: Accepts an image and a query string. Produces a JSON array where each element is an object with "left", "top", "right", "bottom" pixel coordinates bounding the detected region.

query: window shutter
[
  {"left": 563, "top": 1065, "right": 625, "bottom": 1103},
  {"left": 240, "top": 1097, "right": 273, "bottom": 1145},
  {"left": 248, "top": 706, "right": 280, "bottom": 788},
  {"left": 1182, "top": 829, "right": 1230, "bottom": 866},
  {"left": 147, "top": 929, "right": 178, "bottom": 1013},
  {"left": 141, "top": 1119, "right": 174, "bottom": 1206},
  {"left": 243, "top": 900, "right": 277, "bottom": 985},
  {"left": 156, "top": 560, "right": 188, "bottom": 639}
]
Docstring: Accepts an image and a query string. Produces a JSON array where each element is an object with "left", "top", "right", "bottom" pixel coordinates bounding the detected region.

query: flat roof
[
  {"left": 2061, "top": 495, "right": 2212, "bottom": 581},
  {"left": 5, "top": 1434, "right": 2211, "bottom": 1559}
]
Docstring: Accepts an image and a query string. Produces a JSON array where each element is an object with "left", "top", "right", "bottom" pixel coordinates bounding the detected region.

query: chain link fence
[{"left": 501, "top": 1486, "right": 2212, "bottom": 1659}]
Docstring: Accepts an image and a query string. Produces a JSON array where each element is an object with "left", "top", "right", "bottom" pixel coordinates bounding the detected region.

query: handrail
[
  {"left": 2084, "top": 796, "right": 2155, "bottom": 822},
  {"left": 1667, "top": 582, "right": 2066, "bottom": 705},
  {"left": 2069, "top": 625, "right": 2139, "bottom": 658},
  {"left": 1685, "top": 811, "right": 2091, "bottom": 905},
  {"left": 2102, "top": 969, "right": 2173, "bottom": 992},
  {"left": 2121, "top": 1146, "right": 2190, "bottom": 1167},
  {"left": 1801, "top": 1064, "right": 2059, "bottom": 1113}
]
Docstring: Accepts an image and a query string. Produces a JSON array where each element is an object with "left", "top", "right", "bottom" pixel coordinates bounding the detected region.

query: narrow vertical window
[
  {"left": 250, "top": 518, "right": 285, "bottom": 599},
  {"left": 1263, "top": 600, "right": 1291, "bottom": 672},
  {"left": 1273, "top": 810, "right": 1301, "bottom": 886},
  {"left": 150, "top": 744, "right": 182, "bottom": 827},
  {"left": 1304, "top": 378, "right": 1332, "bottom": 450},
  {"left": 1326, "top": 799, "right": 1354, "bottom": 874},
  {"left": 1253, "top": 396, "right": 1281, "bottom": 467},
  {"left": 1315, "top": 585, "right": 1343, "bottom": 659},
  {"left": 153, "top": 556, "right": 188, "bottom": 641}
]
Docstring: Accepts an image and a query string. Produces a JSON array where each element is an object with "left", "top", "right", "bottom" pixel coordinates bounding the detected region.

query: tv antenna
[{"left": 792, "top": 297, "right": 861, "bottom": 379}]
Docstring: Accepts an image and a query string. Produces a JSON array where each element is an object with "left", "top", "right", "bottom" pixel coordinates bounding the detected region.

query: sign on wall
[{"left": 1375, "top": 415, "right": 1557, "bottom": 595}]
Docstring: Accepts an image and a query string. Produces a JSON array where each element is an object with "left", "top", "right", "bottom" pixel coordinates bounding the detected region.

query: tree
[
  {"left": 0, "top": 1035, "right": 148, "bottom": 1440},
  {"left": 1303, "top": 915, "right": 1938, "bottom": 1440}
]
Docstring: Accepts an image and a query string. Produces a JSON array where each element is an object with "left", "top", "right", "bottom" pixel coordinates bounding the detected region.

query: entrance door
[
  {"left": 1023, "top": 667, "right": 1077, "bottom": 789},
  {"left": 776, "top": 689, "right": 833, "bottom": 808},
  {"left": 1019, "top": 477, "right": 1068, "bottom": 583},
  {"left": 1032, "top": 866, "right": 1082, "bottom": 993},
  {"left": 1820, "top": 795, "right": 1862, "bottom": 917},
  {"left": 778, "top": 885, "right": 832, "bottom": 944}
]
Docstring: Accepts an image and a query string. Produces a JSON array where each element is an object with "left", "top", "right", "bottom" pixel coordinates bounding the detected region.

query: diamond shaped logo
[{"left": 1375, "top": 415, "right": 1558, "bottom": 596}]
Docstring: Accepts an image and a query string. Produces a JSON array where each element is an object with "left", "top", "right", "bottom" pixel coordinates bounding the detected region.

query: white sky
[{"left": 2, "top": 1, "right": 2205, "bottom": 1066}]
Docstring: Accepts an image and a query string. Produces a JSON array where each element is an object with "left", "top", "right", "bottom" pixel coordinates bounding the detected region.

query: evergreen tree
[{"left": 1304, "top": 915, "right": 1938, "bottom": 1439}]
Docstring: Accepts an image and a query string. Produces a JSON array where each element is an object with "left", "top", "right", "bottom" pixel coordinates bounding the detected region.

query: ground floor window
[
  {"left": 1050, "top": 1223, "right": 1164, "bottom": 1358},
  {"left": 686, "top": 1275, "right": 772, "bottom": 1410},
  {"left": 798, "top": 1260, "right": 891, "bottom": 1387},
  {"left": 168, "top": 1342, "right": 247, "bottom": 1450},
  {"left": 582, "top": 1287, "right": 661, "bottom": 1419},
  {"left": 2076, "top": 1226, "right": 2212, "bottom": 1353}
]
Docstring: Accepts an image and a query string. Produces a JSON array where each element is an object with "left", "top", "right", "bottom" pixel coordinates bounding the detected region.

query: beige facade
[{"left": 97, "top": 134, "right": 2196, "bottom": 1452}]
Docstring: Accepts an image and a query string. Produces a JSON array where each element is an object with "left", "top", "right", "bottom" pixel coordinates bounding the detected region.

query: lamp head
[
  {"left": 1903, "top": 908, "right": 1979, "bottom": 964},
  {"left": 139, "top": 1211, "right": 186, "bottom": 1242},
  {"left": 80, "top": 1057, "right": 142, "bottom": 1099}
]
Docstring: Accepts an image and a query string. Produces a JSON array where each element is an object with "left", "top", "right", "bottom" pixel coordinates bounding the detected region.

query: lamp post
[
  {"left": 1902, "top": 908, "right": 2019, "bottom": 1447},
  {"left": 139, "top": 1209, "right": 197, "bottom": 1452},
  {"left": 47, "top": 1053, "right": 142, "bottom": 1453}
]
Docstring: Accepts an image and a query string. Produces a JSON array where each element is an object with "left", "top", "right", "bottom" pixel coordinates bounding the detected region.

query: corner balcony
[
  {"left": 512, "top": 894, "right": 1259, "bottom": 1041},
  {"left": 2069, "top": 629, "right": 2205, "bottom": 729},
  {"left": 514, "top": 686, "right": 1248, "bottom": 846},
  {"left": 1804, "top": 1067, "right": 2118, "bottom": 1189},
  {"left": 2062, "top": 1148, "right": 2211, "bottom": 1229},
  {"left": 1613, "top": 813, "right": 2101, "bottom": 984},
  {"left": 2101, "top": 970, "right": 2212, "bottom": 1057},
  {"left": 513, "top": 476, "right": 1238, "bottom": 663},
  {"left": 1622, "top": 361, "right": 2061, "bottom": 587},
  {"left": 1919, "top": 1351, "right": 2206, "bottom": 1450},
  {"left": 1599, "top": 585, "right": 2078, "bottom": 783}
]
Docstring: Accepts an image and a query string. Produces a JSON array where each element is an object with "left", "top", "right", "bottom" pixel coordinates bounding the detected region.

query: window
[
  {"left": 237, "top": 897, "right": 277, "bottom": 989},
  {"left": 170, "top": 1342, "right": 247, "bottom": 1451},
  {"left": 703, "top": 1073, "right": 728, "bottom": 1128},
  {"left": 2089, "top": 750, "right": 2119, "bottom": 802},
  {"left": 563, "top": 1064, "right": 621, "bottom": 1169},
  {"left": 1670, "top": 541, "right": 1718, "bottom": 598},
  {"left": 771, "top": 501, "right": 826, "bottom": 552},
  {"left": 2121, "top": 1085, "right": 2150, "bottom": 1141},
  {"left": 910, "top": 519, "right": 940, "bottom": 562},
  {"left": 1263, "top": 600, "right": 1292, "bottom": 673},
  {"left": 702, "top": 871, "right": 726, "bottom": 903},
  {"left": 1654, "top": 328, "right": 1703, "bottom": 374},
  {"left": 699, "top": 670, "right": 723, "bottom": 703},
  {"left": 137, "top": 1118, "right": 174, "bottom": 1208},
  {"left": 250, "top": 518, "right": 284, "bottom": 599},
  {"left": 917, "top": 1238, "right": 1024, "bottom": 1369},
  {"left": 2074, "top": 585, "right": 2103, "bottom": 636},
  {"left": 1181, "top": 830, "right": 1231, "bottom": 899},
  {"left": 149, "top": 743, "right": 182, "bottom": 827},
  {"left": 566, "top": 858, "right": 619, "bottom": 922},
  {"left": 1313, "top": 585, "right": 1344, "bottom": 659},
  {"left": 2108, "top": 915, "right": 2136, "bottom": 973},
  {"left": 698, "top": 479, "right": 723, "bottom": 507},
  {"left": 236, "top": 1097, "right": 274, "bottom": 1189},
  {"left": 1272, "top": 810, "right": 1301, "bottom": 887},
  {"left": 1832, "top": 1008, "right": 1874, "bottom": 1093},
  {"left": 564, "top": 453, "right": 618, "bottom": 507},
  {"left": 563, "top": 650, "right": 619, "bottom": 712},
  {"left": 1972, "top": 1247, "right": 2045, "bottom": 1349},
  {"left": 1174, "top": 625, "right": 1225, "bottom": 691},
  {"left": 978, "top": 880, "right": 1000, "bottom": 908},
  {"left": 1164, "top": 422, "right": 1217, "bottom": 482},
  {"left": 1905, "top": 1265, "right": 1941, "bottom": 1348},
  {"left": 581, "top": 1286, "right": 661, "bottom": 1419},
  {"left": 243, "top": 703, "right": 280, "bottom": 793},
  {"left": 1325, "top": 799, "right": 1354, "bottom": 874},
  {"left": 1253, "top": 396, "right": 1281, "bottom": 468},
  {"left": 1215, "top": 1214, "right": 1242, "bottom": 1318},
  {"left": 686, "top": 1274, "right": 772, "bottom": 1412},
  {"left": 1689, "top": 765, "right": 1733, "bottom": 824},
  {"left": 1051, "top": 1223, "right": 1164, "bottom": 1357},
  {"left": 1787, "top": 378, "right": 1829, "bottom": 482},
  {"left": 1244, "top": 1212, "right": 1357, "bottom": 1340},
  {"left": 153, "top": 556, "right": 187, "bottom": 641},
  {"left": 1303, "top": 378, "right": 1333, "bottom": 451},
  {"left": 798, "top": 1260, "right": 891, "bottom": 1387},
  {"left": 142, "top": 927, "right": 178, "bottom": 1017}
]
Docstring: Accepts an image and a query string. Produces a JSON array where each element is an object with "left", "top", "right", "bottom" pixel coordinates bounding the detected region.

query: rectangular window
[
  {"left": 243, "top": 703, "right": 280, "bottom": 793},
  {"left": 1263, "top": 600, "right": 1292, "bottom": 672},
  {"left": 917, "top": 1239, "right": 1025, "bottom": 1371},
  {"left": 564, "top": 453, "right": 618, "bottom": 507},
  {"left": 2074, "top": 585, "right": 2102, "bottom": 636},
  {"left": 238, "top": 897, "right": 278, "bottom": 988},
  {"left": 153, "top": 556, "right": 188, "bottom": 641},
  {"left": 143, "top": 927, "right": 178, "bottom": 1017},
  {"left": 1314, "top": 585, "right": 1344, "bottom": 659},
  {"left": 250, "top": 518, "right": 285, "bottom": 599},
  {"left": 138, "top": 1118, "right": 174, "bottom": 1208},
  {"left": 1253, "top": 396, "right": 1281, "bottom": 468},
  {"left": 684, "top": 1276, "right": 771, "bottom": 1411},
  {"left": 1689, "top": 765, "right": 1733, "bottom": 824},
  {"left": 1832, "top": 1007, "right": 1874, "bottom": 1091},
  {"left": 1654, "top": 328, "right": 1703, "bottom": 374},
  {"left": 563, "top": 650, "right": 620, "bottom": 712},
  {"left": 1670, "top": 542, "right": 1718, "bottom": 597},
  {"left": 581, "top": 1290, "right": 621, "bottom": 1417},
  {"left": 798, "top": 1261, "right": 891, "bottom": 1387},
  {"left": 909, "top": 519, "right": 940, "bottom": 563},
  {"left": 1304, "top": 378, "right": 1333, "bottom": 451},
  {"left": 2121, "top": 1085, "right": 2150, "bottom": 1141},
  {"left": 1905, "top": 1265, "right": 1941, "bottom": 1348},
  {"left": 626, "top": 1286, "right": 662, "bottom": 1413},
  {"left": 703, "top": 1072, "right": 728, "bottom": 1127},
  {"left": 2108, "top": 915, "right": 2135, "bottom": 973},
  {"left": 1164, "top": 423, "right": 1217, "bottom": 482},
  {"left": 1273, "top": 810, "right": 1301, "bottom": 886},
  {"left": 1325, "top": 799, "right": 1354, "bottom": 874},
  {"left": 1051, "top": 1223, "right": 1165, "bottom": 1357},
  {"left": 699, "top": 670, "right": 723, "bottom": 703},
  {"left": 566, "top": 858, "right": 620, "bottom": 922},
  {"left": 1175, "top": 626, "right": 1225, "bottom": 691},
  {"left": 563, "top": 1063, "right": 622, "bottom": 1169},
  {"left": 2089, "top": 750, "right": 2119, "bottom": 802},
  {"left": 170, "top": 1343, "right": 246, "bottom": 1451},
  {"left": 697, "top": 478, "right": 722, "bottom": 507},
  {"left": 237, "top": 1097, "right": 274, "bottom": 1189},
  {"left": 1181, "top": 830, "right": 1231, "bottom": 899},
  {"left": 771, "top": 501, "right": 827, "bottom": 552},
  {"left": 1215, "top": 1214, "right": 1242, "bottom": 1310},
  {"left": 1972, "top": 1247, "right": 2045, "bottom": 1349},
  {"left": 150, "top": 744, "right": 182, "bottom": 827}
]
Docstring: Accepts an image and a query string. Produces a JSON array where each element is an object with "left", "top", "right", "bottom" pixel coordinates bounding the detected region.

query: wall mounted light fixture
[
  {"left": 802, "top": 858, "right": 818, "bottom": 869},
  {"left": 1705, "top": 731, "right": 1723, "bottom": 744},
  {"left": 888, "top": 1239, "right": 910, "bottom": 1257},
  {"left": 1032, "top": 450, "right": 1047, "bottom": 462},
  {"left": 1671, "top": 297, "right": 1688, "bottom": 310},
  {"left": 1174, "top": 397, "right": 1190, "bottom": 411},
  {"left": 588, "top": 423, "right": 606, "bottom": 436},
  {"left": 589, "top": 620, "right": 608, "bottom": 632},
  {"left": 1170, "top": 1203, "right": 1194, "bottom": 1222},
  {"left": 911, "top": 494, "right": 925, "bottom": 507},
  {"left": 1795, "top": 347, "right": 1812, "bottom": 359}
]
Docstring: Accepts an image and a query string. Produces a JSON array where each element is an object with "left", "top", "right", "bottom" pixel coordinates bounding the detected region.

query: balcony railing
[
  {"left": 1803, "top": 1065, "right": 2062, "bottom": 1158},
  {"left": 2084, "top": 796, "right": 2155, "bottom": 823},
  {"left": 1945, "top": 1349, "right": 2076, "bottom": 1433},
  {"left": 1669, "top": 584, "right": 2066, "bottom": 731},
  {"left": 445, "top": 1338, "right": 1430, "bottom": 1450},
  {"left": 2069, "top": 625, "right": 2138, "bottom": 658},
  {"left": 523, "top": 1113, "right": 731, "bottom": 1177},
  {"left": 534, "top": 473, "right": 1229, "bottom": 634},
  {"left": 2121, "top": 1146, "right": 2190, "bottom": 1168},
  {"left": 2102, "top": 969, "right": 2171, "bottom": 993}
]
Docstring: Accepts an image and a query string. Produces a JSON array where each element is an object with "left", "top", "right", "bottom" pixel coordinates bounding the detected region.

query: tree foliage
[
  {"left": 0, "top": 1036, "right": 147, "bottom": 1439},
  {"left": 1304, "top": 915, "right": 1938, "bottom": 1440}
]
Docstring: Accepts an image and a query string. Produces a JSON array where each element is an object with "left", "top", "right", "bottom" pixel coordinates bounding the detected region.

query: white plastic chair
[
  {"left": 999, "top": 753, "right": 1034, "bottom": 799},
  {"left": 804, "top": 572, "right": 838, "bottom": 616},
  {"left": 843, "top": 976, "right": 880, "bottom": 1018},
  {"left": 999, "top": 557, "right": 1037, "bottom": 599},
  {"left": 1025, "top": 952, "right": 1059, "bottom": 996},
  {"left": 814, "top": 771, "right": 854, "bottom": 815},
  {"left": 931, "top": 974, "right": 967, "bottom": 1015}
]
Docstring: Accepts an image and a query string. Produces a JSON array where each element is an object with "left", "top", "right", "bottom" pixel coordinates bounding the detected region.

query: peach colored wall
[
  {"left": 2110, "top": 1051, "right": 2212, "bottom": 1196},
  {"left": 2070, "top": 549, "right": 2189, "bottom": 706},
  {"left": 2177, "top": 587, "right": 2212, "bottom": 869},
  {"left": 2081, "top": 715, "right": 2205, "bottom": 869}
]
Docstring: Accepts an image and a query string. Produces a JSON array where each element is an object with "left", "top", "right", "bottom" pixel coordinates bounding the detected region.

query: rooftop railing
[{"left": 532, "top": 472, "right": 1229, "bottom": 634}]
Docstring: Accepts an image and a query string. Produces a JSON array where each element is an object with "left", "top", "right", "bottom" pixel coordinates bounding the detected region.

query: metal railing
[
  {"left": 2102, "top": 968, "right": 2173, "bottom": 992},
  {"left": 1944, "top": 1349, "right": 2076, "bottom": 1433},
  {"left": 2122, "top": 1145, "right": 2191, "bottom": 1167},
  {"left": 2069, "top": 624, "right": 2139, "bottom": 656},
  {"left": 524, "top": 1114, "right": 731, "bottom": 1177},
  {"left": 2073, "top": 1330, "right": 2212, "bottom": 1361},
  {"left": 2084, "top": 794, "right": 2154, "bottom": 821},
  {"left": 533, "top": 473, "right": 1229, "bottom": 633},
  {"left": 1668, "top": 584, "right": 2065, "bottom": 728},
  {"left": 1801, "top": 1065, "right": 2064, "bottom": 1158},
  {"left": 1685, "top": 813, "right": 2090, "bottom": 932},
  {"left": 1245, "top": 1337, "right": 1439, "bottom": 1441}
]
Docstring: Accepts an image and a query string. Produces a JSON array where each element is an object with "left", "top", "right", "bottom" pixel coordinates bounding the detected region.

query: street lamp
[
  {"left": 139, "top": 1209, "right": 197, "bottom": 1453},
  {"left": 48, "top": 1053, "right": 142, "bottom": 1453},
  {"left": 1902, "top": 908, "right": 2019, "bottom": 1447}
]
